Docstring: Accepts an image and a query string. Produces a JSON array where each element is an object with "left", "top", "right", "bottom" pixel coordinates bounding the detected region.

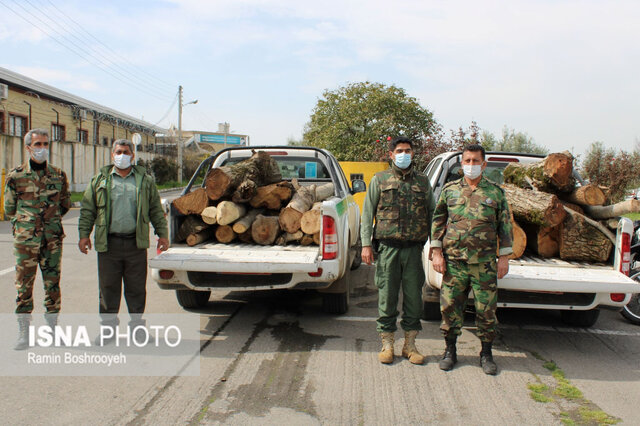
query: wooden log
[
  {"left": 584, "top": 199, "right": 640, "bottom": 219},
  {"left": 503, "top": 151, "right": 575, "bottom": 193},
  {"left": 237, "top": 230, "right": 254, "bottom": 244},
  {"left": 278, "top": 183, "right": 334, "bottom": 233},
  {"left": 300, "top": 202, "right": 322, "bottom": 235},
  {"left": 215, "top": 225, "right": 237, "bottom": 243},
  {"left": 232, "top": 208, "right": 264, "bottom": 234},
  {"left": 502, "top": 184, "right": 566, "bottom": 227},
  {"left": 559, "top": 212, "right": 613, "bottom": 263},
  {"left": 314, "top": 183, "right": 335, "bottom": 201},
  {"left": 172, "top": 188, "right": 208, "bottom": 215},
  {"left": 249, "top": 181, "right": 294, "bottom": 210},
  {"left": 522, "top": 224, "right": 560, "bottom": 258},
  {"left": 313, "top": 232, "right": 320, "bottom": 245},
  {"left": 300, "top": 234, "right": 314, "bottom": 246},
  {"left": 275, "top": 231, "right": 304, "bottom": 245},
  {"left": 279, "top": 208, "right": 303, "bottom": 233},
  {"left": 251, "top": 215, "right": 280, "bottom": 245},
  {"left": 186, "top": 227, "right": 215, "bottom": 246},
  {"left": 560, "top": 201, "right": 584, "bottom": 215},
  {"left": 201, "top": 206, "right": 218, "bottom": 225},
  {"left": 509, "top": 219, "right": 526, "bottom": 259},
  {"left": 204, "top": 150, "right": 282, "bottom": 201},
  {"left": 564, "top": 184, "right": 606, "bottom": 206},
  {"left": 176, "top": 215, "right": 209, "bottom": 242},
  {"left": 216, "top": 201, "right": 247, "bottom": 226}
]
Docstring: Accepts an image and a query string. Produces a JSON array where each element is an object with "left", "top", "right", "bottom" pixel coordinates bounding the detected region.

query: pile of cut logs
[
  {"left": 501, "top": 151, "right": 640, "bottom": 263},
  {"left": 171, "top": 150, "right": 335, "bottom": 247}
]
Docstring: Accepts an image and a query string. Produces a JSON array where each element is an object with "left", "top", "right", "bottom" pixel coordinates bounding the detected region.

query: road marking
[
  {"left": 336, "top": 316, "right": 640, "bottom": 337},
  {"left": 0, "top": 267, "right": 14, "bottom": 276}
]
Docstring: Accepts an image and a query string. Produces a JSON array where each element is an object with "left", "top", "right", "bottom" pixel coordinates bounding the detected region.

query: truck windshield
[{"left": 446, "top": 161, "right": 509, "bottom": 184}]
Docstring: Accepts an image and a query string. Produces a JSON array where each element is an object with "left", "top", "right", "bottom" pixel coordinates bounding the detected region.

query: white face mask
[
  {"left": 113, "top": 154, "right": 132, "bottom": 169},
  {"left": 462, "top": 164, "right": 483, "bottom": 179},
  {"left": 30, "top": 147, "right": 49, "bottom": 164}
]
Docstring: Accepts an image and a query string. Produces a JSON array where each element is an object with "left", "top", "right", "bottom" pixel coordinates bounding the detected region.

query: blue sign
[
  {"left": 305, "top": 162, "right": 317, "bottom": 178},
  {"left": 196, "top": 134, "right": 244, "bottom": 145}
]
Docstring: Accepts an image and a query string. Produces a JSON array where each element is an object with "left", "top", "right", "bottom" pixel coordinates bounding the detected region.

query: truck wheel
[
  {"left": 621, "top": 270, "right": 640, "bottom": 325},
  {"left": 350, "top": 234, "right": 362, "bottom": 271},
  {"left": 560, "top": 309, "right": 600, "bottom": 327},
  {"left": 176, "top": 290, "right": 211, "bottom": 309},
  {"left": 422, "top": 301, "right": 441, "bottom": 321},
  {"left": 322, "top": 271, "right": 350, "bottom": 314}
]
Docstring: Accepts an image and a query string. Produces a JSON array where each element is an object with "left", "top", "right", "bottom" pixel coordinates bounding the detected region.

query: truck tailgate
[{"left": 149, "top": 243, "right": 321, "bottom": 273}]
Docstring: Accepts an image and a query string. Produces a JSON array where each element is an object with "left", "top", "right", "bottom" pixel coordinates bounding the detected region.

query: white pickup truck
[
  {"left": 149, "top": 146, "right": 365, "bottom": 314},
  {"left": 422, "top": 151, "right": 640, "bottom": 327}
]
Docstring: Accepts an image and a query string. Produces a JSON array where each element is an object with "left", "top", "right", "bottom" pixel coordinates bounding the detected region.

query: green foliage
[
  {"left": 581, "top": 142, "right": 640, "bottom": 202},
  {"left": 527, "top": 383, "right": 554, "bottom": 403},
  {"left": 481, "top": 126, "right": 548, "bottom": 154},
  {"left": 150, "top": 156, "right": 179, "bottom": 185},
  {"left": 302, "top": 81, "right": 451, "bottom": 171}
]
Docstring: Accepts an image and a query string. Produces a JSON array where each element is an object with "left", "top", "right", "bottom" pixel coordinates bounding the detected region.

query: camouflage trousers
[
  {"left": 14, "top": 238, "right": 63, "bottom": 314},
  {"left": 440, "top": 259, "right": 498, "bottom": 342},
  {"left": 375, "top": 243, "right": 425, "bottom": 333}
]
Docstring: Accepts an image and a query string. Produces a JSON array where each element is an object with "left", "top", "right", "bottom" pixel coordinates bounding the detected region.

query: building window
[
  {"left": 102, "top": 136, "right": 109, "bottom": 146},
  {"left": 77, "top": 129, "right": 88, "bottom": 143},
  {"left": 9, "top": 114, "right": 27, "bottom": 137},
  {"left": 0, "top": 111, "right": 4, "bottom": 133},
  {"left": 93, "top": 120, "right": 100, "bottom": 144},
  {"left": 350, "top": 173, "right": 364, "bottom": 181},
  {"left": 51, "top": 123, "right": 65, "bottom": 141}
]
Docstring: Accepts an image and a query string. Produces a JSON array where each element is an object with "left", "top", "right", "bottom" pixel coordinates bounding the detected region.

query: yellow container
[{"left": 338, "top": 161, "right": 389, "bottom": 214}]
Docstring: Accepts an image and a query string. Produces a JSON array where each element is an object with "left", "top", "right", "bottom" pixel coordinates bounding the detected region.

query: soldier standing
[
  {"left": 430, "top": 144, "right": 513, "bottom": 375},
  {"left": 3, "top": 129, "right": 70, "bottom": 350},
  {"left": 361, "top": 137, "right": 435, "bottom": 364}
]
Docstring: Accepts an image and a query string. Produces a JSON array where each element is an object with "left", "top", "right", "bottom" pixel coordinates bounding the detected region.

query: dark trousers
[{"left": 97, "top": 235, "right": 148, "bottom": 315}]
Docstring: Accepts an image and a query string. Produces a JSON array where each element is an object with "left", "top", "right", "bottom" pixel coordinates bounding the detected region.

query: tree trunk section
[
  {"left": 313, "top": 232, "right": 320, "bottom": 245},
  {"left": 560, "top": 201, "right": 584, "bottom": 215},
  {"left": 201, "top": 206, "right": 218, "bottom": 225},
  {"left": 249, "top": 181, "right": 294, "bottom": 210},
  {"left": 176, "top": 216, "right": 209, "bottom": 242},
  {"left": 502, "top": 184, "right": 566, "bottom": 227},
  {"left": 522, "top": 224, "right": 560, "bottom": 258},
  {"left": 508, "top": 219, "right": 526, "bottom": 259},
  {"left": 300, "top": 234, "right": 314, "bottom": 246},
  {"left": 584, "top": 199, "right": 640, "bottom": 219},
  {"left": 563, "top": 184, "right": 606, "bottom": 206},
  {"left": 300, "top": 202, "right": 322, "bottom": 235},
  {"left": 251, "top": 215, "right": 280, "bottom": 245},
  {"left": 216, "top": 201, "right": 247, "bottom": 226},
  {"left": 237, "top": 230, "right": 253, "bottom": 244},
  {"left": 215, "top": 225, "right": 237, "bottom": 243},
  {"left": 172, "top": 188, "right": 208, "bottom": 215},
  {"left": 232, "top": 208, "right": 264, "bottom": 234},
  {"left": 503, "top": 151, "right": 575, "bottom": 193},
  {"left": 186, "top": 227, "right": 215, "bottom": 246},
  {"left": 204, "top": 150, "right": 282, "bottom": 201},
  {"left": 279, "top": 208, "right": 304, "bottom": 233},
  {"left": 314, "top": 183, "right": 335, "bottom": 201},
  {"left": 275, "top": 231, "right": 304, "bottom": 245},
  {"left": 559, "top": 214, "right": 613, "bottom": 262}
]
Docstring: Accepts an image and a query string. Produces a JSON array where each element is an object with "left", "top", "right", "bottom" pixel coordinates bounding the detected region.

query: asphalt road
[{"left": 0, "top": 209, "right": 639, "bottom": 425}]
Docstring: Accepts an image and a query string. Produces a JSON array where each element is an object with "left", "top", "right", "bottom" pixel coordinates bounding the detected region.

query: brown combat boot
[
  {"left": 378, "top": 332, "right": 394, "bottom": 364},
  {"left": 401, "top": 330, "right": 425, "bottom": 365}
]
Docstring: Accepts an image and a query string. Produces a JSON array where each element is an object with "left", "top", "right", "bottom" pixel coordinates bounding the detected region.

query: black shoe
[
  {"left": 439, "top": 338, "right": 457, "bottom": 371},
  {"left": 480, "top": 341, "right": 497, "bottom": 375}
]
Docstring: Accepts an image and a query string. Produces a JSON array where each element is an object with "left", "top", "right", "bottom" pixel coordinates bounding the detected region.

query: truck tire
[
  {"left": 322, "top": 272, "right": 350, "bottom": 314},
  {"left": 422, "top": 301, "right": 441, "bottom": 321},
  {"left": 176, "top": 290, "right": 211, "bottom": 309},
  {"left": 560, "top": 309, "right": 600, "bottom": 327},
  {"left": 350, "top": 234, "right": 362, "bottom": 271},
  {"left": 621, "top": 270, "right": 640, "bottom": 325}
]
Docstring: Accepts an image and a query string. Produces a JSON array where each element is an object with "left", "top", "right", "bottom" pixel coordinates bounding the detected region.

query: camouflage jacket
[
  {"left": 431, "top": 176, "right": 513, "bottom": 263},
  {"left": 4, "top": 161, "right": 70, "bottom": 245},
  {"left": 78, "top": 164, "right": 168, "bottom": 252},
  {"left": 361, "top": 164, "right": 435, "bottom": 246}
]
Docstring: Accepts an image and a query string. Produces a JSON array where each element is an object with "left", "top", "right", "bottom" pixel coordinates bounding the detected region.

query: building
[
  {"left": 0, "top": 67, "right": 166, "bottom": 190},
  {"left": 182, "top": 123, "right": 250, "bottom": 155}
]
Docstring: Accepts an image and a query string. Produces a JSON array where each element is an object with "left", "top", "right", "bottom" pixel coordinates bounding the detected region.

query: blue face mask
[{"left": 393, "top": 152, "right": 412, "bottom": 169}]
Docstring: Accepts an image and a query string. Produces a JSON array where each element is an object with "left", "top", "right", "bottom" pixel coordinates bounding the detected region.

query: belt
[
  {"left": 109, "top": 232, "right": 136, "bottom": 239},
  {"left": 379, "top": 239, "right": 424, "bottom": 248}
]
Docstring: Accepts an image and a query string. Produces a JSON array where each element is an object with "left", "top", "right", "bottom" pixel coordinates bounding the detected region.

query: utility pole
[{"left": 177, "top": 85, "right": 183, "bottom": 183}]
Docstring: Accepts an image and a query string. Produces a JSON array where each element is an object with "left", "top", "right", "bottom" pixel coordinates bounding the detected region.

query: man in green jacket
[{"left": 78, "top": 139, "right": 168, "bottom": 331}]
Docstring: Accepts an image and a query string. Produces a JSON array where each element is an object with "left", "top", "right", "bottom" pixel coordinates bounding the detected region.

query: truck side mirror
[{"left": 351, "top": 179, "right": 366, "bottom": 194}]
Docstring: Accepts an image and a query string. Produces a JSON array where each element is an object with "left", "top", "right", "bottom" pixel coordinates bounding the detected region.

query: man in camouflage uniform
[
  {"left": 3, "top": 129, "right": 71, "bottom": 350},
  {"left": 361, "top": 137, "right": 435, "bottom": 365},
  {"left": 430, "top": 144, "right": 513, "bottom": 375}
]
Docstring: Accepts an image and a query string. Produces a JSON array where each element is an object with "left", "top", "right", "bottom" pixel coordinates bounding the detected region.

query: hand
[
  {"left": 431, "top": 247, "right": 446, "bottom": 274},
  {"left": 157, "top": 237, "right": 170, "bottom": 252},
  {"left": 361, "top": 246, "right": 374, "bottom": 265},
  {"left": 497, "top": 255, "right": 509, "bottom": 279},
  {"left": 78, "top": 238, "right": 92, "bottom": 254}
]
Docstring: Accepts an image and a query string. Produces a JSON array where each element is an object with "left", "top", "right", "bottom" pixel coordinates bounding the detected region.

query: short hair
[
  {"left": 462, "top": 143, "right": 485, "bottom": 160},
  {"left": 112, "top": 139, "right": 134, "bottom": 153},
  {"left": 389, "top": 136, "right": 414, "bottom": 151},
  {"left": 24, "top": 128, "right": 49, "bottom": 146}
]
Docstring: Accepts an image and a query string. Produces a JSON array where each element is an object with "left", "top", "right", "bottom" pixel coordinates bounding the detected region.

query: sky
[{"left": 1, "top": 0, "right": 638, "bottom": 158}]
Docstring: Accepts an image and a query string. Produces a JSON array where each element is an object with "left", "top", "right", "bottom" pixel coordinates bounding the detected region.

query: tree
[
  {"left": 481, "top": 127, "right": 548, "bottom": 154},
  {"left": 581, "top": 142, "right": 640, "bottom": 202},
  {"left": 302, "top": 81, "right": 447, "bottom": 170}
]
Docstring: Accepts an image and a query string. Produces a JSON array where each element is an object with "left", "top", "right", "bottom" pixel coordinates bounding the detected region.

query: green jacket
[
  {"left": 361, "top": 165, "right": 435, "bottom": 246},
  {"left": 78, "top": 165, "right": 168, "bottom": 252}
]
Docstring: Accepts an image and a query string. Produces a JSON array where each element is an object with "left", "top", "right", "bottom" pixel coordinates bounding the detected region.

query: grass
[{"left": 624, "top": 212, "right": 640, "bottom": 221}]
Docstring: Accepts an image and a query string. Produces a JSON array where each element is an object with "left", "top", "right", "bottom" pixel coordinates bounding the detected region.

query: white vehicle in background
[{"left": 422, "top": 151, "right": 640, "bottom": 327}]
